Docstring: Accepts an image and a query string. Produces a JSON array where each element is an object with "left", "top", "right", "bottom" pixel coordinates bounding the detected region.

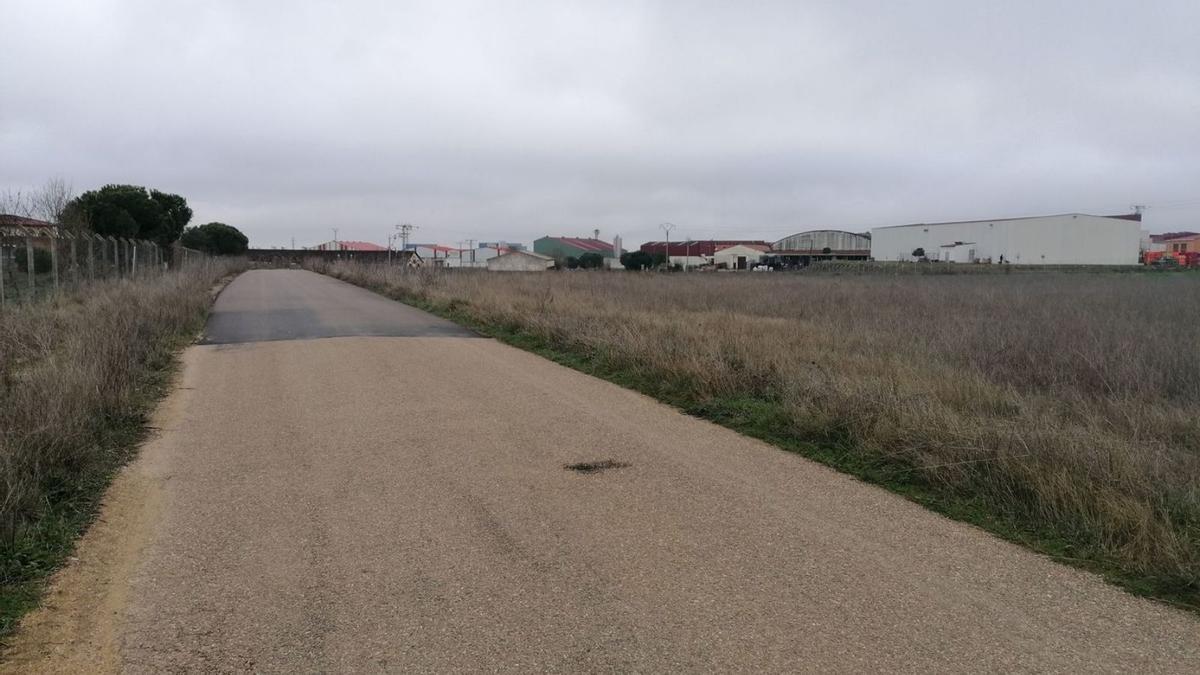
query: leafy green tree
[
  {"left": 180, "top": 222, "right": 249, "bottom": 255},
  {"left": 912, "top": 247, "right": 926, "bottom": 259},
  {"left": 565, "top": 256, "right": 580, "bottom": 269},
  {"left": 620, "top": 250, "right": 664, "bottom": 270},
  {"left": 150, "top": 190, "right": 193, "bottom": 244},
  {"left": 66, "top": 184, "right": 192, "bottom": 245},
  {"left": 577, "top": 252, "right": 605, "bottom": 269}
]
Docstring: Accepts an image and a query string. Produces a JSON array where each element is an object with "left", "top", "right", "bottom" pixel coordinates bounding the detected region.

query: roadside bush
[{"left": 0, "top": 259, "right": 242, "bottom": 629}]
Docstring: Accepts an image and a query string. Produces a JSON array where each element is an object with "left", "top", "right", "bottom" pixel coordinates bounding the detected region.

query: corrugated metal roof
[
  {"left": 542, "top": 237, "right": 616, "bottom": 253},
  {"left": 874, "top": 213, "right": 1142, "bottom": 231}
]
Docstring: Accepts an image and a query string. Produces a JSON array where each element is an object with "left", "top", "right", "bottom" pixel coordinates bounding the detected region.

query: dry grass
[
  {"left": 317, "top": 261, "right": 1200, "bottom": 602},
  {"left": 0, "top": 259, "right": 242, "bottom": 628}
]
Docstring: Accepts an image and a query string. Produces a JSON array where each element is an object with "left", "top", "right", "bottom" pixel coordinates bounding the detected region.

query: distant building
[
  {"left": 534, "top": 236, "right": 621, "bottom": 261},
  {"left": 311, "top": 240, "right": 388, "bottom": 252},
  {"left": 870, "top": 213, "right": 1142, "bottom": 265},
  {"left": 478, "top": 241, "right": 527, "bottom": 252},
  {"left": 487, "top": 250, "right": 556, "bottom": 272},
  {"left": 713, "top": 244, "right": 770, "bottom": 270},
  {"left": 639, "top": 240, "right": 769, "bottom": 258},
  {"left": 767, "top": 230, "right": 871, "bottom": 266},
  {"left": 0, "top": 214, "right": 57, "bottom": 232},
  {"left": 1159, "top": 233, "right": 1200, "bottom": 255},
  {"left": 408, "top": 244, "right": 458, "bottom": 265},
  {"left": 407, "top": 243, "right": 518, "bottom": 268}
]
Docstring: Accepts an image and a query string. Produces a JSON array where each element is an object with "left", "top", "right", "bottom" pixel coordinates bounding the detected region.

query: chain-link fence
[{"left": 0, "top": 226, "right": 207, "bottom": 306}]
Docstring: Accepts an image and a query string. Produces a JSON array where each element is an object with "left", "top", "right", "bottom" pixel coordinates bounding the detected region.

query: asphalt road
[{"left": 9, "top": 269, "right": 1199, "bottom": 672}]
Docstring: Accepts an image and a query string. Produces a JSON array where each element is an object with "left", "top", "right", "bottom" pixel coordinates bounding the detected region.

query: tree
[
  {"left": 565, "top": 256, "right": 580, "bottom": 269},
  {"left": 577, "top": 252, "right": 605, "bottom": 269},
  {"left": 1, "top": 177, "right": 76, "bottom": 226},
  {"left": 66, "top": 184, "right": 192, "bottom": 245},
  {"left": 151, "top": 189, "right": 193, "bottom": 244},
  {"left": 180, "top": 222, "right": 249, "bottom": 255},
  {"left": 912, "top": 247, "right": 926, "bottom": 259},
  {"left": 619, "top": 250, "right": 665, "bottom": 271}
]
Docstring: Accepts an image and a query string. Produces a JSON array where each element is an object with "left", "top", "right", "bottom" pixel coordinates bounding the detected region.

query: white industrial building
[
  {"left": 713, "top": 244, "right": 770, "bottom": 270},
  {"left": 870, "top": 213, "right": 1142, "bottom": 265},
  {"left": 486, "top": 250, "right": 556, "bottom": 272}
]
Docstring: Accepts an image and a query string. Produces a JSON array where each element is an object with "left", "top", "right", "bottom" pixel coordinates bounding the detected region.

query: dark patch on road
[
  {"left": 201, "top": 270, "right": 479, "bottom": 344},
  {"left": 564, "top": 460, "right": 630, "bottom": 475}
]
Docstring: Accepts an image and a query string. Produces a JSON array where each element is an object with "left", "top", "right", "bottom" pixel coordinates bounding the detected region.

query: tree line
[{"left": 2, "top": 178, "right": 248, "bottom": 256}]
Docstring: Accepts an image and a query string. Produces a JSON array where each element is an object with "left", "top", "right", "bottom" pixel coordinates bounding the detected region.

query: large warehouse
[
  {"left": 870, "top": 213, "right": 1142, "bottom": 265},
  {"left": 768, "top": 229, "right": 871, "bottom": 266}
]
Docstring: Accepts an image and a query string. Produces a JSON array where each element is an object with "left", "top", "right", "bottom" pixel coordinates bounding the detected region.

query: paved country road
[{"left": 6, "top": 269, "right": 1199, "bottom": 672}]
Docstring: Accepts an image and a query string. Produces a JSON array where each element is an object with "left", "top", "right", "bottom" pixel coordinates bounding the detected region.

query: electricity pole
[
  {"left": 396, "top": 223, "right": 416, "bottom": 250},
  {"left": 659, "top": 222, "right": 676, "bottom": 270},
  {"left": 332, "top": 228, "right": 339, "bottom": 251}
]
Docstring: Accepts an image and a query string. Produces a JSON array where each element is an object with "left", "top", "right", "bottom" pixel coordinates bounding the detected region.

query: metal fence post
[
  {"left": 0, "top": 236, "right": 5, "bottom": 308},
  {"left": 87, "top": 235, "right": 95, "bottom": 280},
  {"left": 50, "top": 235, "right": 59, "bottom": 292},
  {"left": 69, "top": 235, "right": 78, "bottom": 285},
  {"left": 25, "top": 237, "right": 35, "bottom": 297}
]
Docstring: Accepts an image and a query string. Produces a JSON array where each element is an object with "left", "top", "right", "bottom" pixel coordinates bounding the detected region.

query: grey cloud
[{"left": 2, "top": 0, "right": 1198, "bottom": 247}]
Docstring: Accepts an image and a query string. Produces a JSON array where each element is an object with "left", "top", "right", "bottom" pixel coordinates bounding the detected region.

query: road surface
[{"left": 7, "top": 269, "right": 1199, "bottom": 672}]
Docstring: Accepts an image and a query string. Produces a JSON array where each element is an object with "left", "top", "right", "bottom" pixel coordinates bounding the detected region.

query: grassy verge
[
  {"left": 0, "top": 261, "right": 243, "bottom": 636},
  {"left": 311, "top": 261, "right": 1200, "bottom": 613}
]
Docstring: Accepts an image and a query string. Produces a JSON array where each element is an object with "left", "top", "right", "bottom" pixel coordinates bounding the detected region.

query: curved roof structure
[{"left": 772, "top": 229, "right": 871, "bottom": 252}]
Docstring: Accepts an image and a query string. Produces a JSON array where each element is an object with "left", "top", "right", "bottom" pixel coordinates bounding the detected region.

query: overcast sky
[{"left": 3, "top": 1, "right": 1198, "bottom": 247}]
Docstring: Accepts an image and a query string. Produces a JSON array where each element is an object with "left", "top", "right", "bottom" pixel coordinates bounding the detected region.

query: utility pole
[
  {"left": 332, "top": 228, "right": 339, "bottom": 251},
  {"left": 685, "top": 237, "right": 692, "bottom": 272},
  {"left": 396, "top": 223, "right": 416, "bottom": 251},
  {"left": 465, "top": 238, "right": 476, "bottom": 267},
  {"left": 659, "top": 222, "right": 676, "bottom": 270}
]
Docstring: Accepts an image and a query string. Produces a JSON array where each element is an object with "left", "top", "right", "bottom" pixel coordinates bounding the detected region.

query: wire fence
[{"left": 0, "top": 226, "right": 208, "bottom": 307}]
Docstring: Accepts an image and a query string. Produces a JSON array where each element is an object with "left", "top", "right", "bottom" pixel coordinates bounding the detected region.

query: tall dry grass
[
  {"left": 0, "top": 260, "right": 241, "bottom": 547},
  {"left": 317, "top": 261, "right": 1200, "bottom": 600}
]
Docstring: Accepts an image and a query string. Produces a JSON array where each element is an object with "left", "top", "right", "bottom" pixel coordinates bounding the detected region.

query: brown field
[{"left": 316, "top": 261, "right": 1200, "bottom": 605}]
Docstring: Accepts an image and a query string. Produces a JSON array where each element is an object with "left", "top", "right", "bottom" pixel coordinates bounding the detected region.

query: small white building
[
  {"left": 870, "top": 213, "right": 1142, "bottom": 265},
  {"left": 667, "top": 255, "right": 711, "bottom": 269},
  {"left": 486, "top": 250, "right": 556, "bottom": 272},
  {"left": 713, "top": 244, "right": 770, "bottom": 270}
]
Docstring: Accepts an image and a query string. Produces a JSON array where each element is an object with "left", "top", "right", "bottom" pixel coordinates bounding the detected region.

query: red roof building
[
  {"left": 0, "top": 214, "right": 56, "bottom": 230},
  {"left": 534, "top": 236, "right": 621, "bottom": 259},
  {"left": 639, "top": 239, "right": 770, "bottom": 257}
]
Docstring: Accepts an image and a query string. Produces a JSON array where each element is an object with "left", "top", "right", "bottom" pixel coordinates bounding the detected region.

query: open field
[
  {"left": 0, "top": 258, "right": 243, "bottom": 633},
  {"left": 314, "top": 261, "right": 1200, "bottom": 608}
]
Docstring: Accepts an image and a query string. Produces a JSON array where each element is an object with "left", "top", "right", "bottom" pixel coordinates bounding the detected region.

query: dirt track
[{"left": 6, "top": 269, "right": 1198, "bottom": 672}]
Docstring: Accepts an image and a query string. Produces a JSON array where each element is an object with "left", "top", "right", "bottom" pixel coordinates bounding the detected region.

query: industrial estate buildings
[{"left": 277, "top": 210, "right": 1180, "bottom": 271}]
